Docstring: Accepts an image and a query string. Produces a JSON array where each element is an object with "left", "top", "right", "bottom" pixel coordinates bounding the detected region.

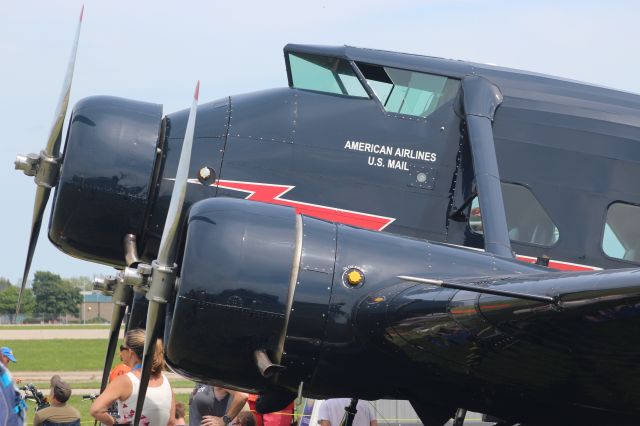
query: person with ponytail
[{"left": 90, "top": 329, "right": 176, "bottom": 425}]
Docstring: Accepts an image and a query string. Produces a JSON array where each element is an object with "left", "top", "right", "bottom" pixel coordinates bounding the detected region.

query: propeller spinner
[{"left": 13, "top": 6, "right": 84, "bottom": 318}]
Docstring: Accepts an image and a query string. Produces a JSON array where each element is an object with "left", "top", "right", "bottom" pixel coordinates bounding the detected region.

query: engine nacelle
[
  {"left": 49, "top": 96, "right": 163, "bottom": 266},
  {"left": 165, "top": 198, "right": 543, "bottom": 399},
  {"left": 166, "top": 199, "right": 298, "bottom": 391}
]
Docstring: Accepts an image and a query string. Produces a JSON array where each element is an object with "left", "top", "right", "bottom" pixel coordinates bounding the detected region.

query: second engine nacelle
[{"left": 164, "top": 198, "right": 544, "bottom": 400}]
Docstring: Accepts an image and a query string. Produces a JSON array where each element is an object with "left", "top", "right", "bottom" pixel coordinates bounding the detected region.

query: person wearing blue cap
[
  {"left": 1, "top": 347, "right": 17, "bottom": 366},
  {"left": 1, "top": 346, "right": 21, "bottom": 385},
  {"left": 0, "top": 346, "right": 25, "bottom": 425}
]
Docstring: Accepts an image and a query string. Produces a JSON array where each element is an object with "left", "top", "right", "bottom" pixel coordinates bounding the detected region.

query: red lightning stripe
[
  {"left": 196, "top": 179, "right": 395, "bottom": 231},
  {"left": 184, "top": 179, "right": 603, "bottom": 271},
  {"left": 515, "top": 255, "right": 601, "bottom": 271},
  {"left": 442, "top": 243, "right": 602, "bottom": 271}
]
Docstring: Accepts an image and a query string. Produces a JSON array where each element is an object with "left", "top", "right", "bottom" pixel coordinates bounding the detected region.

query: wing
[{"left": 377, "top": 269, "right": 640, "bottom": 424}]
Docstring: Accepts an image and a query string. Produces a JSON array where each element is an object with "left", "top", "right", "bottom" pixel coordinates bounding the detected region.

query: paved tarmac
[
  {"left": 16, "top": 370, "right": 193, "bottom": 394},
  {"left": 0, "top": 328, "right": 122, "bottom": 340},
  {"left": 17, "top": 370, "right": 182, "bottom": 382}
]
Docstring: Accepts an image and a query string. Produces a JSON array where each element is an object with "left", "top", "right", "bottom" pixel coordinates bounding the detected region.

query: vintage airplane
[{"left": 13, "top": 9, "right": 640, "bottom": 426}]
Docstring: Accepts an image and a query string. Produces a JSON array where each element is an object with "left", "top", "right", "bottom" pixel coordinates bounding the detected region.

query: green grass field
[
  {"left": 3, "top": 341, "right": 200, "bottom": 383},
  {"left": 5, "top": 339, "right": 112, "bottom": 371}
]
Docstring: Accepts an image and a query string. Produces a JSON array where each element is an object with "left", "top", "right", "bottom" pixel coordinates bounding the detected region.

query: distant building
[{"left": 80, "top": 292, "right": 113, "bottom": 322}]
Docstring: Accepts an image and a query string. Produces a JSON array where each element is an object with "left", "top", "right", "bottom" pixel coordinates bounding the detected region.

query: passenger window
[
  {"left": 288, "top": 53, "right": 369, "bottom": 98},
  {"left": 356, "top": 62, "right": 459, "bottom": 118},
  {"left": 469, "top": 183, "right": 559, "bottom": 247},
  {"left": 602, "top": 203, "right": 640, "bottom": 262}
]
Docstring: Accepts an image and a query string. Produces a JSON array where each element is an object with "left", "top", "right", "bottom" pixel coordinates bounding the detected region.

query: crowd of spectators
[{"left": 1, "top": 339, "right": 374, "bottom": 426}]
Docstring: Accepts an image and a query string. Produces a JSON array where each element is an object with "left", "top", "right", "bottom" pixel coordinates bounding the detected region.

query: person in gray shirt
[{"left": 189, "top": 384, "right": 248, "bottom": 426}]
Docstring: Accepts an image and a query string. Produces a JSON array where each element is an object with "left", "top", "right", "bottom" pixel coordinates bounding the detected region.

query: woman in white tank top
[{"left": 90, "top": 329, "right": 175, "bottom": 425}]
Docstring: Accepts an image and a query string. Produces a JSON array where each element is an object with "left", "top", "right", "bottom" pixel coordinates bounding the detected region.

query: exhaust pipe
[{"left": 254, "top": 349, "right": 285, "bottom": 378}]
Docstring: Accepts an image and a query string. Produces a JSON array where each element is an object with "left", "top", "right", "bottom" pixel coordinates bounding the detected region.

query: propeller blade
[
  {"left": 15, "top": 5, "right": 84, "bottom": 320},
  {"left": 157, "top": 80, "right": 200, "bottom": 265},
  {"left": 16, "top": 185, "right": 51, "bottom": 317},
  {"left": 133, "top": 81, "right": 200, "bottom": 426},
  {"left": 46, "top": 4, "right": 84, "bottom": 157},
  {"left": 98, "top": 281, "right": 133, "bottom": 394}
]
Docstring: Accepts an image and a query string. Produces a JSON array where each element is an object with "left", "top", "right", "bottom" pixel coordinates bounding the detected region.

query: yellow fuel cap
[{"left": 343, "top": 267, "right": 365, "bottom": 287}]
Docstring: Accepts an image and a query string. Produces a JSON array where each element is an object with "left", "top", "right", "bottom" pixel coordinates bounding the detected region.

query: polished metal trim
[{"left": 274, "top": 213, "right": 303, "bottom": 366}]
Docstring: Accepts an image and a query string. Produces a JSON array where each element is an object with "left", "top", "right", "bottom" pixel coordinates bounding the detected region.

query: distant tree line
[{"left": 0, "top": 272, "right": 96, "bottom": 322}]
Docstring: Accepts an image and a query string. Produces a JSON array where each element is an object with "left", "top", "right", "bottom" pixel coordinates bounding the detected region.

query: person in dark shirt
[
  {"left": 33, "top": 375, "right": 80, "bottom": 426},
  {"left": 189, "top": 384, "right": 248, "bottom": 426}
]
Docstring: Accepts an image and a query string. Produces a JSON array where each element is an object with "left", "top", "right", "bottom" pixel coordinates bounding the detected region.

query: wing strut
[{"left": 461, "top": 76, "right": 513, "bottom": 258}]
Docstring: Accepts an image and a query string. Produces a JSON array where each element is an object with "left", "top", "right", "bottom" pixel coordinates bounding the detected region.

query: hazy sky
[{"left": 2, "top": 0, "right": 640, "bottom": 282}]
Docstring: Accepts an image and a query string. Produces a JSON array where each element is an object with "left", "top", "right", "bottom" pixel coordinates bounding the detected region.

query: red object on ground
[{"left": 248, "top": 395, "right": 294, "bottom": 426}]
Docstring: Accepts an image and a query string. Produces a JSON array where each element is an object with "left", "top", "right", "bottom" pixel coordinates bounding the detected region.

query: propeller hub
[
  {"left": 15, "top": 151, "right": 61, "bottom": 188},
  {"left": 34, "top": 150, "right": 61, "bottom": 189},
  {"left": 14, "top": 153, "right": 40, "bottom": 176},
  {"left": 146, "top": 261, "right": 176, "bottom": 304},
  {"left": 93, "top": 276, "right": 118, "bottom": 293},
  {"left": 122, "top": 264, "right": 152, "bottom": 290}
]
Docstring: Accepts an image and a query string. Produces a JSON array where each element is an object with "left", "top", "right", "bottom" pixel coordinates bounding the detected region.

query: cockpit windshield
[
  {"left": 287, "top": 51, "right": 459, "bottom": 119},
  {"left": 356, "top": 62, "right": 460, "bottom": 118},
  {"left": 288, "top": 53, "right": 369, "bottom": 98}
]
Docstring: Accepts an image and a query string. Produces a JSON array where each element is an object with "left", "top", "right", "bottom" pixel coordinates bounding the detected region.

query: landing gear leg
[
  {"left": 339, "top": 398, "right": 359, "bottom": 426},
  {"left": 453, "top": 408, "right": 467, "bottom": 426}
]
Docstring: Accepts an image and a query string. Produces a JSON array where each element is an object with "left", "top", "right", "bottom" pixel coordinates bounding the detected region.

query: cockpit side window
[
  {"left": 469, "top": 183, "right": 559, "bottom": 247},
  {"left": 288, "top": 53, "right": 369, "bottom": 98},
  {"left": 355, "top": 62, "right": 459, "bottom": 118},
  {"left": 602, "top": 202, "right": 640, "bottom": 263}
]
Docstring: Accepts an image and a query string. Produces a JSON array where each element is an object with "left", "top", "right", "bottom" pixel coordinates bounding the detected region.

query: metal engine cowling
[
  {"left": 49, "top": 96, "right": 163, "bottom": 266},
  {"left": 166, "top": 198, "right": 299, "bottom": 391}
]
